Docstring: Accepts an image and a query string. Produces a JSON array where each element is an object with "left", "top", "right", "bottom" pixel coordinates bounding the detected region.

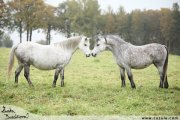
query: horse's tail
[
  {"left": 163, "top": 45, "right": 169, "bottom": 88},
  {"left": 7, "top": 45, "right": 18, "bottom": 79}
]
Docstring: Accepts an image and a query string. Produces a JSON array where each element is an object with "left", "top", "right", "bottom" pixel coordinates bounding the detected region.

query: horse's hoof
[
  {"left": 52, "top": 84, "right": 56, "bottom": 87},
  {"left": 132, "top": 85, "right": 136, "bottom": 89},
  {"left": 121, "top": 85, "right": 126, "bottom": 88},
  {"left": 29, "top": 84, "right": 34, "bottom": 87},
  {"left": 14, "top": 84, "right": 18, "bottom": 87},
  {"left": 164, "top": 85, "right": 169, "bottom": 89},
  {"left": 164, "top": 83, "right": 169, "bottom": 89}
]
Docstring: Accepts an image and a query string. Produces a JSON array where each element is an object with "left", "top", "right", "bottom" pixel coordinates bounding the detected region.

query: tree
[
  {"left": 56, "top": 0, "right": 100, "bottom": 37},
  {"left": 171, "top": 3, "right": 180, "bottom": 54},
  {"left": 130, "top": 9, "right": 144, "bottom": 44},
  {"left": 0, "top": 34, "right": 3, "bottom": 47},
  {"left": 160, "top": 8, "right": 174, "bottom": 51},
  {"left": 116, "top": 6, "right": 132, "bottom": 41},
  {"left": 140, "top": 10, "right": 161, "bottom": 44},
  {"left": 8, "top": 0, "right": 25, "bottom": 43},
  {"left": 56, "top": 0, "right": 79, "bottom": 36},
  {"left": 55, "top": 1, "right": 69, "bottom": 33},
  {"left": 0, "top": 0, "right": 11, "bottom": 38},
  {"left": 65, "top": 19, "right": 71, "bottom": 38},
  {"left": 8, "top": 0, "right": 47, "bottom": 42},
  {"left": 104, "top": 6, "right": 116, "bottom": 34},
  {"left": 0, "top": 0, "right": 5, "bottom": 36},
  {"left": 22, "top": 0, "right": 46, "bottom": 41},
  {"left": 80, "top": 0, "right": 100, "bottom": 36},
  {"left": 2, "top": 34, "right": 13, "bottom": 48},
  {"left": 41, "top": 5, "right": 55, "bottom": 44}
]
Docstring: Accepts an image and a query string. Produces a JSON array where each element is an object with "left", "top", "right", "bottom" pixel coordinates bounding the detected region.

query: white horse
[
  {"left": 8, "top": 36, "right": 91, "bottom": 87},
  {"left": 91, "top": 35, "right": 169, "bottom": 89}
]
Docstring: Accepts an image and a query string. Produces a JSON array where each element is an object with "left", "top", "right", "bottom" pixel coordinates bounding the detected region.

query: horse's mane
[{"left": 53, "top": 36, "right": 81, "bottom": 49}]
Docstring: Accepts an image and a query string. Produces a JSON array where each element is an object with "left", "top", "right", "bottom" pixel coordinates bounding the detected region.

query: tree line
[{"left": 0, "top": 0, "right": 180, "bottom": 54}]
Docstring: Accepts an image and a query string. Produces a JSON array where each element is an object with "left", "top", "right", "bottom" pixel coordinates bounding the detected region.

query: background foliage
[{"left": 0, "top": 0, "right": 180, "bottom": 54}]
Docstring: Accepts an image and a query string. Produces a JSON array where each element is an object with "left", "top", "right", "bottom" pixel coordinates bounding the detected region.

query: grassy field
[{"left": 0, "top": 48, "right": 179, "bottom": 116}]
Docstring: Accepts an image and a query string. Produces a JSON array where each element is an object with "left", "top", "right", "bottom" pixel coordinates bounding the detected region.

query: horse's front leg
[
  {"left": 120, "top": 67, "right": 126, "bottom": 87},
  {"left": 126, "top": 67, "right": 136, "bottom": 89},
  {"left": 24, "top": 64, "right": 33, "bottom": 87},
  {"left": 60, "top": 69, "right": 65, "bottom": 87},
  {"left": 52, "top": 68, "right": 61, "bottom": 87}
]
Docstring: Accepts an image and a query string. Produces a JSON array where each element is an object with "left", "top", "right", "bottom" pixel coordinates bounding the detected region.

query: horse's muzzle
[
  {"left": 86, "top": 54, "right": 90, "bottom": 57},
  {"left": 91, "top": 53, "right": 96, "bottom": 57}
]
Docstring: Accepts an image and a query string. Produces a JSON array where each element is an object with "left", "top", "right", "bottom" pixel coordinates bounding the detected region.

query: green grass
[{"left": 0, "top": 48, "right": 179, "bottom": 115}]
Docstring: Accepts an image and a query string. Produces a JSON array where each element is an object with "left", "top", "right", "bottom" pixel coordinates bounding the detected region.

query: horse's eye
[
  {"left": 84, "top": 44, "right": 87, "bottom": 46},
  {"left": 97, "top": 44, "right": 100, "bottom": 46}
]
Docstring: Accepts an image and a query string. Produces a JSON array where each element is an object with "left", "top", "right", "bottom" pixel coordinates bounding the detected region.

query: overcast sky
[{"left": 45, "top": 0, "right": 180, "bottom": 13}]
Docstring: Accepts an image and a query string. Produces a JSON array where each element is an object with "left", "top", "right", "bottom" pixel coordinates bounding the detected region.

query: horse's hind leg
[
  {"left": 24, "top": 64, "right": 33, "bottom": 86},
  {"left": 154, "top": 64, "right": 164, "bottom": 88},
  {"left": 15, "top": 63, "right": 23, "bottom": 84},
  {"left": 126, "top": 67, "right": 136, "bottom": 89},
  {"left": 60, "top": 69, "right": 64, "bottom": 87},
  {"left": 120, "top": 67, "right": 126, "bottom": 87},
  {"left": 52, "top": 68, "right": 61, "bottom": 87},
  {"left": 164, "top": 76, "right": 169, "bottom": 88}
]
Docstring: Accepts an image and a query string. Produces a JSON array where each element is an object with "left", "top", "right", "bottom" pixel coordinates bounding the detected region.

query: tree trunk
[
  {"left": 65, "top": 19, "right": 71, "bottom": 38},
  {"left": 48, "top": 29, "right": 51, "bottom": 45},
  {"left": 26, "top": 29, "right": 29, "bottom": 41},
  {"left": 46, "top": 24, "right": 51, "bottom": 45},
  {"left": 30, "top": 27, "right": 32, "bottom": 41},
  {"left": 26, "top": 22, "right": 30, "bottom": 41},
  {"left": 19, "top": 21, "right": 22, "bottom": 43},
  {"left": 46, "top": 30, "right": 49, "bottom": 45},
  {"left": 26, "top": 30, "right": 28, "bottom": 41},
  {"left": 46, "top": 31, "right": 49, "bottom": 45}
]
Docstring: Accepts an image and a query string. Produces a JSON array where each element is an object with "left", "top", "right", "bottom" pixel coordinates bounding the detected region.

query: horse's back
[
  {"left": 15, "top": 42, "right": 51, "bottom": 59},
  {"left": 14, "top": 42, "right": 68, "bottom": 70},
  {"left": 121, "top": 43, "right": 167, "bottom": 69},
  {"left": 17, "top": 42, "right": 49, "bottom": 49}
]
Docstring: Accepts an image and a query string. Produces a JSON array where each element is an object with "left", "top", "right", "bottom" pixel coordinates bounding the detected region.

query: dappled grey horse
[
  {"left": 8, "top": 36, "right": 91, "bottom": 87},
  {"left": 91, "top": 35, "right": 169, "bottom": 89}
]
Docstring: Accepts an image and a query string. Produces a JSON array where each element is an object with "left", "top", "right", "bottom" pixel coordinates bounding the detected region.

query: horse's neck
[
  {"left": 106, "top": 37, "right": 128, "bottom": 51},
  {"left": 106, "top": 37, "right": 131, "bottom": 60}
]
